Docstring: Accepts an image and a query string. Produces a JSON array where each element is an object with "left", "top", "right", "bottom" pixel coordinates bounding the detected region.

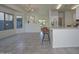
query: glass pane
[
  {"left": 5, "top": 21, "right": 13, "bottom": 29},
  {"left": 5, "top": 14, "right": 9, "bottom": 21},
  {"left": 0, "top": 12, "right": 4, "bottom": 20},
  {"left": 17, "top": 16, "right": 22, "bottom": 18},
  {"left": 0, "top": 21, "right": 4, "bottom": 31},
  {"left": 9, "top": 15, "right": 13, "bottom": 21},
  {"left": 5, "top": 14, "right": 14, "bottom": 30},
  {"left": 16, "top": 16, "right": 22, "bottom": 28},
  {"left": 0, "top": 12, "right": 4, "bottom": 31}
]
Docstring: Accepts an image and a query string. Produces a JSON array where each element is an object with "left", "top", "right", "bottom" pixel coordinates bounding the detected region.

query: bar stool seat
[{"left": 41, "top": 27, "right": 50, "bottom": 44}]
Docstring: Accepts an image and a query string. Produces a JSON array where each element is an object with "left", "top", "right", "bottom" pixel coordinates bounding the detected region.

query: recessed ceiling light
[
  {"left": 56, "top": 4, "right": 62, "bottom": 10},
  {"left": 71, "top": 5, "right": 79, "bottom": 10}
]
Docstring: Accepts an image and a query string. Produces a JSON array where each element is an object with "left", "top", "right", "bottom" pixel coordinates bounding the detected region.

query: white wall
[
  {"left": 53, "top": 28, "right": 79, "bottom": 48},
  {"left": 26, "top": 12, "right": 49, "bottom": 27},
  {"left": 49, "top": 10, "right": 76, "bottom": 28},
  {"left": 49, "top": 10, "right": 58, "bottom": 28},
  {"left": 22, "top": 10, "right": 49, "bottom": 33},
  {"left": 64, "top": 11, "right": 76, "bottom": 27},
  {"left": 76, "top": 6, "right": 79, "bottom": 19},
  {"left": 22, "top": 12, "right": 41, "bottom": 33},
  {"left": 58, "top": 12, "right": 65, "bottom": 27},
  {"left": 65, "top": 11, "right": 73, "bottom": 27},
  {"left": 73, "top": 12, "right": 76, "bottom": 22},
  {"left": 24, "top": 23, "right": 41, "bottom": 33}
]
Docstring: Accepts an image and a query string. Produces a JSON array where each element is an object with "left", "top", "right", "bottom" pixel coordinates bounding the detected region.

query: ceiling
[
  {"left": 2, "top": 4, "right": 76, "bottom": 12},
  {"left": 0, "top": 4, "right": 77, "bottom": 20},
  {"left": 15, "top": 4, "right": 76, "bottom": 12},
  {"left": 16, "top": 4, "right": 57, "bottom": 11},
  {"left": 1, "top": 4, "right": 77, "bottom": 20}
]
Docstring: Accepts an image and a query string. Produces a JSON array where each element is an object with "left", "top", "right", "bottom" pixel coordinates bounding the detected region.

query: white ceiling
[
  {"left": 2, "top": 4, "right": 76, "bottom": 12},
  {"left": 0, "top": 4, "right": 77, "bottom": 21},
  {"left": 16, "top": 4, "right": 57, "bottom": 11},
  {"left": 15, "top": 4, "right": 76, "bottom": 11},
  {"left": 1, "top": 4, "right": 76, "bottom": 20}
]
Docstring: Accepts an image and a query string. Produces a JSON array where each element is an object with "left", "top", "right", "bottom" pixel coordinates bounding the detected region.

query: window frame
[
  {"left": 4, "top": 12, "right": 14, "bottom": 30},
  {"left": 0, "top": 11, "right": 14, "bottom": 31}
]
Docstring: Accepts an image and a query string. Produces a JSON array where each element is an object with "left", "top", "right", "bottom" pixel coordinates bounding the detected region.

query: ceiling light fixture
[
  {"left": 25, "top": 4, "right": 34, "bottom": 12},
  {"left": 56, "top": 4, "right": 62, "bottom": 10},
  {"left": 71, "top": 5, "right": 79, "bottom": 10}
]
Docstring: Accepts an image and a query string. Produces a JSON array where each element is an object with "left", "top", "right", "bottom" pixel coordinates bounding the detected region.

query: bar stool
[{"left": 41, "top": 27, "right": 50, "bottom": 44}]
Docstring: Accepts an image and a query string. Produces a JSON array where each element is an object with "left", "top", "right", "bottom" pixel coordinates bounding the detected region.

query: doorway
[{"left": 58, "top": 12, "right": 65, "bottom": 27}]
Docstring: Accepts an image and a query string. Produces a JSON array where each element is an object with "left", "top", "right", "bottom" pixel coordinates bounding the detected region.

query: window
[
  {"left": 4, "top": 14, "right": 14, "bottom": 30},
  {"left": 0, "top": 11, "right": 14, "bottom": 31},
  {"left": 16, "top": 16, "right": 22, "bottom": 28},
  {"left": 0, "top": 12, "right": 4, "bottom": 31},
  {"left": 38, "top": 20, "right": 46, "bottom": 27}
]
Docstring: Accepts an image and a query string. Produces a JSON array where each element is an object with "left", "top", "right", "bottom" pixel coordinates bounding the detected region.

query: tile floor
[{"left": 0, "top": 33, "right": 79, "bottom": 54}]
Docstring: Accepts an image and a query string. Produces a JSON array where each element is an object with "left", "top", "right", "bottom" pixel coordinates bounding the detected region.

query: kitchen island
[{"left": 50, "top": 28, "right": 79, "bottom": 48}]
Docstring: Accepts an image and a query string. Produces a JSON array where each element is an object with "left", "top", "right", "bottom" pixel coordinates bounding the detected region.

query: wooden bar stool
[{"left": 41, "top": 27, "right": 50, "bottom": 44}]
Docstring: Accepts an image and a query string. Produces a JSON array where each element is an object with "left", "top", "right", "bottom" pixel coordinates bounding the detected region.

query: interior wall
[
  {"left": 22, "top": 10, "right": 50, "bottom": 32},
  {"left": 65, "top": 11, "right": 74, "bottom": 27},
  {"left": 49, "top": 10, "right": 76, "bottom": 28},
  {"left": 24, "top": 23, "right": 41, "bottom": 33},
  {"left": 58, "top": 12, "right": 65, "bottom": 27},
  {"left": 49, "top": 10, "right": 59, "bottom": 28},
  {"left": 26, "top": 12, "right": 49, "bottom": 27},
  {"left": 24, "top": 12, "right": 41, "bottom": 32},
  {"left": 76, "top": 6, "right": 79, "bottom": 19},
  {"left": 73, "top": 12, "right": 76, "bottom": 22}
]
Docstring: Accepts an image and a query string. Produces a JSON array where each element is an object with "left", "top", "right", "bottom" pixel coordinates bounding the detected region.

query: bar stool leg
[
  {"left": 42, "top": 33, "right": 45, "bottom": 44},
  {"left": 48, "top": 33, "right": 50, "bottom": 44}
]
